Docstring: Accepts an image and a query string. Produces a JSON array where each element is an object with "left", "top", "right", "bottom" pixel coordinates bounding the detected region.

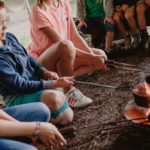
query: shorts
[
  {"left": 80, "top": 17, "right": 114, "bottom": 46},
  {"left": 5, "top": 90, "right": 70, "bottom": 119},
  {"left": 104, "top": 22, "right": 115, "bottom": 31},
  {"left": 5, "top": 90, "right": 44, "bottom": 107},
  {"left": 126, "top": 6, "right": 135, "bottom": 15},
  {"left": 113, "top": 6, "right": 135, "bottom": 19},
  {"left": 86, "top": 17, "right": 114, "bottom": 32}
]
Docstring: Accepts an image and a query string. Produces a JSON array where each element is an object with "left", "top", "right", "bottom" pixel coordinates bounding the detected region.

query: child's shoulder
[{"left": 5, "top": 32, "right": 18, "bottom": 42}]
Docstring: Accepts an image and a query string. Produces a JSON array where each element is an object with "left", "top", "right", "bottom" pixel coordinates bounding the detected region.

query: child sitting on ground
[
  {"left": 113, "top": 0, "right": 141, "bottom": 50},
  {"left": 136, "top": 0, "right": 150, "bottom": 49}
]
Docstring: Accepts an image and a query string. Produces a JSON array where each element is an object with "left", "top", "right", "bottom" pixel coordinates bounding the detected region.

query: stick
[
  {"left": 74, "top": 80, "right": 131, "bottom": 91},
  {"left": 107, "top": 60, "right": 150, "bottom": 73},
  {"left": 74, "top": 80, "right": 117, "bottom": 89},
  {"left": 107, "top": 60, "right": 138, "bottom": 68},
  {"left": 24, "top": 0, "right": 31, "bottom": 15}
]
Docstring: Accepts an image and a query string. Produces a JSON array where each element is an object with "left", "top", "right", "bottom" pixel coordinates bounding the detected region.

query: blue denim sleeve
[
  {"left": 0, "top": 57, "right": 45, "bottom": 94},
  {"left": 28, "top": 55, "right": 46, "bottom": 78}
]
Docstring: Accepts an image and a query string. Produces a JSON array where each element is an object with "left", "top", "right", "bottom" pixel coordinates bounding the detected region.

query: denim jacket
[{"left": 77, "top": 0, "right": 114, "bottom": 20}]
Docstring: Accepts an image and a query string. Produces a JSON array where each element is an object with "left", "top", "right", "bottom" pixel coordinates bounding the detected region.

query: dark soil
[{"left": 39, "top": 50, "right": 150, "bottom": 150}]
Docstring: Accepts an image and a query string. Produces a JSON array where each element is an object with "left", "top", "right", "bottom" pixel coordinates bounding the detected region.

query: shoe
[
  {"left": 65, "top": 87, "right": 93, "bottom": 108},
  {"left": 141, "top": 33, "right": 150, "bottom": 50},
  {"left": 112, "top": 39, "right": 124, "bottom": 51},
  {"left": 131, "top": 33, "right": 141, "bottom": 49},
  {"left": 124, "top": 35, "right": 132, "bottom": 50},
  {"left": 140, "top": 30, "right": 150, "bottom": 50},
  {"left": 144, "top": 36, "right": 150, "bottom": 49}
]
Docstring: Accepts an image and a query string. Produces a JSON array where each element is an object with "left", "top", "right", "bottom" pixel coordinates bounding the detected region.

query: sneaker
[
  {"left": 65, "top": 87, "right": 93, "bottom": 108},
  {"left": 140, "top": 30, "right": 150, "bottom": 50},
  {"left": 124, "top": 35, "right": 132, "bottom": 50},
  {"left": 103, "top": 49, "right": 110, "bottom": 57},
  {"left": 144, "top": 36, "right": 150, "bottom": 49},
  {"left": 142, "top": 35, "right": 150, "bottom": 50},
  {"left": 131, "top": 33, "right": 141, "bottom": 49},
  {"left": 112, "top": 39, "right": 125, "bottom": 51}
]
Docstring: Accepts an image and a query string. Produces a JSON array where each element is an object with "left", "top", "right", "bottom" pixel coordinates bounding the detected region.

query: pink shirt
[{"left": 28, "top": 0, "right": 71, "bottom": 58}]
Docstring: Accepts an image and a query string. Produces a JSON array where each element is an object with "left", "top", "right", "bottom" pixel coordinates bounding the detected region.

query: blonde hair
[
  {"left": 37, "top": 0, "right": 47, "bottom": 10},
  {"left": 37, "top": 0, "right": 65, "bottom": 10}
]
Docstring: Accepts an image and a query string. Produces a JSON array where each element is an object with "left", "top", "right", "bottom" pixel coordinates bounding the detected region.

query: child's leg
[
  {"left": 0, "top": 139, "right": 37, "bottom": 150},
  {"left": 136, "top": 1, "right": 148, "bottom": 30},
  {"left": 5, "top": 90, "right": 74, "bottom": 125},
  {"left": 38, "top": 40, "right": 76, "bottom": 77},
  {"left": 113, "top": 12, "right": 128, "bottom": 37},
  {"left": 4, "top": 103, "right": 50, "bottom": 122},
  {"left": 124, "top": 6, "right": 138, "bottom": 33},
  {"left": 145, "top": 0, "right": 150, "bottom": 7},
  {"left": 113, "top": 11, "right": 135, "bottom": 50},
  {"left": 105, "top": 30, "right": 114, "bottom": 51},
  {"left": 125, "top": 6, "right": 141, "bottom": 48},
  {"left": 136, "top": 1, "right": 150, "bottom": 49}
]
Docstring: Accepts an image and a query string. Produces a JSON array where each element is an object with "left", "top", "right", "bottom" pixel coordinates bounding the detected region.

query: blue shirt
[{"left": 0, "top": 33, "right": 48, "bottom": 98}]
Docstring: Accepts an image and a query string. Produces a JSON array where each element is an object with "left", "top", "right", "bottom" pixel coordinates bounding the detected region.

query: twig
[
  {"left": 59, "top": 117, "right": 149, "bottom": 138},
  {"left": 107, "top": 60, "right": 150, "bottom": 73},
  {"left": 74, "top": 80, "right": 117, "bottom": 89}
]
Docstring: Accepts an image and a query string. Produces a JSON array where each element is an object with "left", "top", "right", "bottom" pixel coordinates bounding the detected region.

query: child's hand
[
  {"left": 39, "top": 123, "right": 66, "bottom": 148},
  {"left": 104, "top": 16, "right": 114, "bottom": 24},
  {"left": 92, "top": 54, "right": 107, "bottom": 71},
  {"left": 77, "top": 20, "right": 87, "bottom": 30},
  {"left": 43, "top": 70, "right": 59, "bottom": 80},
  {"left": 53, "top": 77, "right": 74, "bottom": 88}
]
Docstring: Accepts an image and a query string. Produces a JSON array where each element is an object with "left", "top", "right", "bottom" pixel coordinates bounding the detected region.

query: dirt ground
[
  {"left": 5, "top": 1, "right": 150, "bottom": 150},
  {"left": 8, "top": 9, "right": 150, "bottom": 150},
  {"left": 37, "top": 51, "right": 150, "bottom": 150}
]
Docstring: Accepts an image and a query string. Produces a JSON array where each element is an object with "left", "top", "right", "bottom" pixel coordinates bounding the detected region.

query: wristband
[
  {"left": 33, "top": 122, "right": 41, "bottom": 138},
  {"left": 42, "top": 80, "right": 53, "bottom": 89}
]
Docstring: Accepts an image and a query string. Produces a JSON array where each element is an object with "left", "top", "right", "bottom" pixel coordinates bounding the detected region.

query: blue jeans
[{"left": 0, "top": 103, "right": 51, "bottom": 150}]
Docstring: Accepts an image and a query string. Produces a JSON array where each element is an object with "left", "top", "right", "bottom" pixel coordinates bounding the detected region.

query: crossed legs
[
  {"left": 39, "top": 40, "right": 106, "bottom": 78},
  {"left": 41, "top": 90, "right": 74, "bottom": 125},
  {"left": 38, "top": 40, "right": 76, "bottom": 77}
]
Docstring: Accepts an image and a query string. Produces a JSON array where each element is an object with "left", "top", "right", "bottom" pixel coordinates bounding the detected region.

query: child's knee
[
  {"left": 58, "top": 40, "right": 76, "bottom": 58},
  {"left": 38, "top": 103, "right": 51, "bottom": 121},
  {"left": 136, "top": 2, "right": 146, "bottom": 14},
  {"left": 61, "top": 107, "right": 74, "bottom": 125},
  {"left": 51, "top": 104, "right": 74, "bottom": 125},
  {"left": 125, "top": 11, "right": 134, "bottom": 21},
  {"left": 41, "top": 90, "right": 65, "bottom": 110}
]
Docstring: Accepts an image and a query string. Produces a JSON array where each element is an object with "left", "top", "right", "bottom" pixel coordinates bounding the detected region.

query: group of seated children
[
  {"left": 77, "top": 0, "right": 150, "bottom": 52},
  {"left": 0, "top": 0, "right": 107, "bottom": 150},
  {"left": 0, "top": 0, "right": 150, "bottom": 149}
]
